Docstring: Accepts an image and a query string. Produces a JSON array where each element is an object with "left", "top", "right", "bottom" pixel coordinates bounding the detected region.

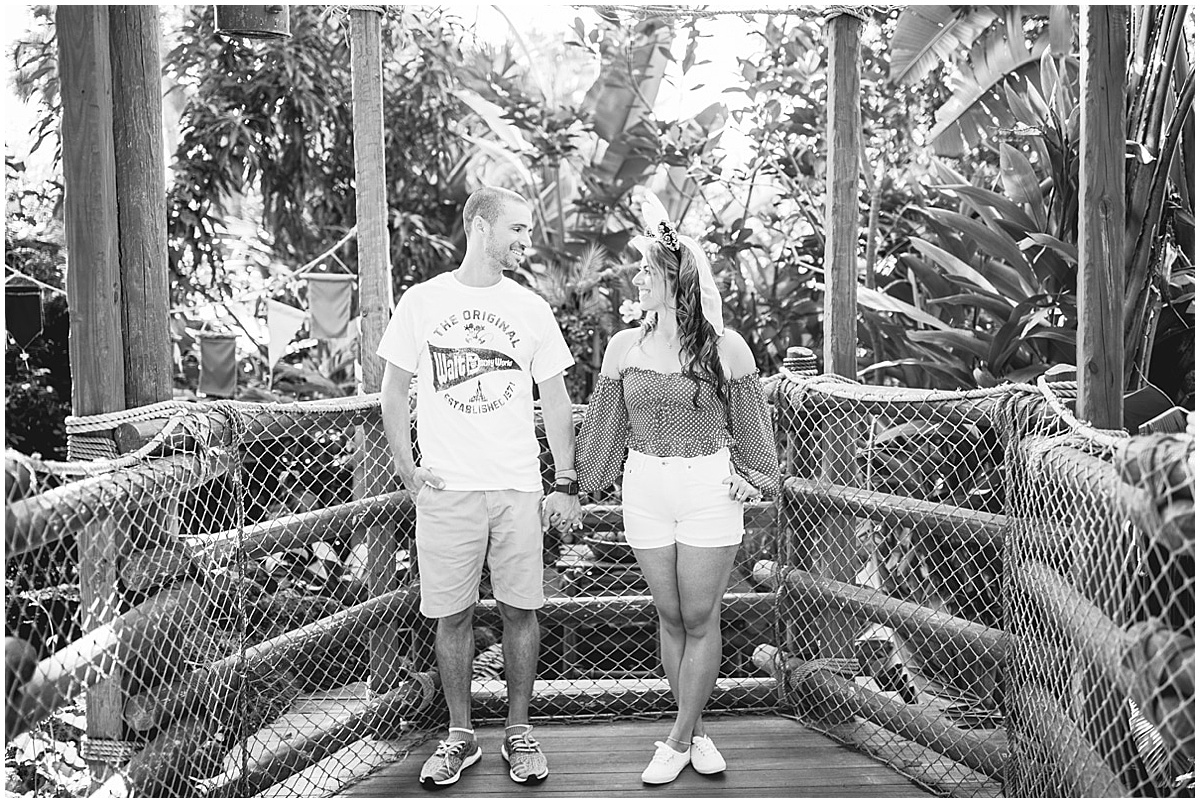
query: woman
[{"left": 576, "top": 188, "right": 780, "bottom": 785}]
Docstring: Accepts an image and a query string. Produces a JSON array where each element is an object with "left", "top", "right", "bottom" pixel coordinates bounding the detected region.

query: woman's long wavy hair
[{"left": 639, "top": 240, "right": 730, "bottom": 414}]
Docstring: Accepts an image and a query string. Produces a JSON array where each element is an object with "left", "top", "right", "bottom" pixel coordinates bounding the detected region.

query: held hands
[
  {"left": 542, "top": 492, "right": 583, "bottom": 534},
  {"left": 723, "top": 472, "right": 762, "bottom": 504}
]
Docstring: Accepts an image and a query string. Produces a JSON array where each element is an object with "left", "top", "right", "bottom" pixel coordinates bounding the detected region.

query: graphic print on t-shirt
[{"left": 428, "top": 308, "right": 523, "bottom": 415}]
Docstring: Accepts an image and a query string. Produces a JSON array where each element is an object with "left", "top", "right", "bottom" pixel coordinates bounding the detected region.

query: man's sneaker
[
  {"left": 641, "top": 740, "right": 691, "bottom": 784},
  {"left": 690, "top": 735, "right": 726, "bottom": 774},
  {"left": 501, "top": 728, "right": 549, "bottom": 784},
  {"left": 418, "top": 738, "right": 482, "bottom": 789}
]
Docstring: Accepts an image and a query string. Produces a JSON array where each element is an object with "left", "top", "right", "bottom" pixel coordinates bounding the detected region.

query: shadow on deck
[{"left": 337, "top": 715, "right": 938, "bottom": 798}]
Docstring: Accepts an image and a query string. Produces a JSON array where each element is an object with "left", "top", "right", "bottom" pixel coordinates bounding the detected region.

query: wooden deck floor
[{"left": 338, "top": 715, "right": 937, "bottom": 798}]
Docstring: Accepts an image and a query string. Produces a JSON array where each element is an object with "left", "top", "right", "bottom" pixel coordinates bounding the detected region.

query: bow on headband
[{"left": 629, "top": 187, "right": 725, "bottom": 337}]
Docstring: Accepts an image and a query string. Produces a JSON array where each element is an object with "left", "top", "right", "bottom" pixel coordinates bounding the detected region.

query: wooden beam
[
  {"left": 1078, "top": 6, "right": 1127, "bottom": 425},
  {"left": 814, "top": 13, "right": 865, "bottom": 681},
  {"left": 57, "top": 4, "right": 125, "bottom": 417},
  {"left": 5, "top": 451, "right": 238, "bottom": 558},
  {"left": 822, "top": 11, "right": 862, "bottom": 379},
  {"left": 349, "top": 6, "right": 402, "bottom": 695},
  {"left": 471, "top": 676, "right": 776, "bottom": 720},
  {"left": 56, "top": 10, "right": 127, "bottom": 775},
  {"left": 785, "top": 478, "right": 1008, "bottom": 548},
  {"left": 108, "top": 5, "right": 171, "bottom": 408},
  {"left": 757, "top": 563, "right": 1008, "bottom": 668},
  {"left": 796, "top": 669, "right": 1008, "bottom": 781}
]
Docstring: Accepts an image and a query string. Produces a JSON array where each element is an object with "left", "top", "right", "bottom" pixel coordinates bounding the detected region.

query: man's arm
[
  {"left": 380, "top": 361, "right": 442, "bottom": 496},
  {"left": 537, "top": 372, "right": 582, "bottom": 531}
]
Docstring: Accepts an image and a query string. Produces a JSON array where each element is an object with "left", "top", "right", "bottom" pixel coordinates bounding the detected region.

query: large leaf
[
  {"left": 931, "top": 292, "right": 1016, "bottom": 320},
  {"left": 858, "top": 286, "right": 953, "bottom": 330},
  {"left": 888, "top": 6, "right": 999, "bottom": 86},
  {"left": 858, "top": 358, "right": 977, "bottom": 388},
  {"left": 928, "top": 28, "right": 1051, "bottom": 156},
  {"left": 907, "top": 330, "right": 992, "bottom": 361},
  {"left": 999, "top": 143, "right": 1048, "bottom": 231},
  {"left": 452, "top": 89, "right": 532, "bottom": 154},
  {"left": 940, "top": 183, "right": 1039, "bottom": 232},
  {"left": 923, "top": 208, "right": 1037, "bottom": 287},
  {"left": 910, "top": 238, "right": 1001, "bottom": 295}
]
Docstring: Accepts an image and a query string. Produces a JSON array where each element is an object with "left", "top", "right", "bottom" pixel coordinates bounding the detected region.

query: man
[{"left": 377, "top": 186, "right": 582, "bottom": 790}]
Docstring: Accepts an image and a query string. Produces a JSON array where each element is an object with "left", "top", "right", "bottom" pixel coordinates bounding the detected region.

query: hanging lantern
[
  {"left": 214, "top": 5, "right": 291, "bottom": 39},
  {"left": 5, "top": 280, "right": 44, "bottom": 353}
]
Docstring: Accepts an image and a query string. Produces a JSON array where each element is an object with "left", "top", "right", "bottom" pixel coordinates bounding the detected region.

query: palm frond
[
  {"left": 889, "top": 6, "right": 999, "bottom": 87},
  {"left": 928, "top": 29, "right": 1051, "bottom": 156}
]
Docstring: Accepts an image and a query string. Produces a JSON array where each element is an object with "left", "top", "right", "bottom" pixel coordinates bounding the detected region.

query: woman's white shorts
[{"left": 621, "top": 447, "right": 745, "bottom": 549}]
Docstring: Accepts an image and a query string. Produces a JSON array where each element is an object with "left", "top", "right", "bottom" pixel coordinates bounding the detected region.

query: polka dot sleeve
[
  {"left": 576, "top": 374, "right": 629, "bottom": 493},
  {"left": 728, "top": 374, "right": 781, "bottom": 500}
]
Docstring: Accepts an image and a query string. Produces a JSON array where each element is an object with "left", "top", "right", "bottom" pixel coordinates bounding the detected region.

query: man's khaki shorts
[{"left": 413, "top": 487, "right": 544, "bottom": 618}]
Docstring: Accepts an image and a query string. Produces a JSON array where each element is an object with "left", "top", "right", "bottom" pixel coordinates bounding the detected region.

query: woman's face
[{"left": 633, "top": 259, "right": 670, "bottom": 313}]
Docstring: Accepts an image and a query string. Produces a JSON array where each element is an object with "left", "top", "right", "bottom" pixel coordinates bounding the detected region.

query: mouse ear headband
[{"left": 628, "top": 188, "right": 724, "bottom": 337}]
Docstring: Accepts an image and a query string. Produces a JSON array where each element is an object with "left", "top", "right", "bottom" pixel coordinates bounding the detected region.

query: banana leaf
[{"left": 888, "top": 6, "right": 1000, "bottom": 87}]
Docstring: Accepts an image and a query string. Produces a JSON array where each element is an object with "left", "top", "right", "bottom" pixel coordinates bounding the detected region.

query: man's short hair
[{"left": 463, "top": 186, "right": 528, "bottom": 231}]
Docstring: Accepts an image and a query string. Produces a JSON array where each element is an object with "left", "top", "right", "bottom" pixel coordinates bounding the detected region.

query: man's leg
[
  {"left": 436, "top": 606, "right": 476, "bottom": 732},
  {"left": 496, "top": 602, "right": 539, "bottom": 727},
  {"left": 414, "top": 489, "right": 488, "bottom": 789},
  {"left": 487, "top": 490, "right": 550, "bottom": 784}
]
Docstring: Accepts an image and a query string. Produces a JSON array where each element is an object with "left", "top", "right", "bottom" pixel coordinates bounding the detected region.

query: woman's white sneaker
[
  {"left": 641, "top": 741, "right": 691, "bottom": 784},
  {"left": 690, "top": 735, "right": 726, "bottom": 774}
]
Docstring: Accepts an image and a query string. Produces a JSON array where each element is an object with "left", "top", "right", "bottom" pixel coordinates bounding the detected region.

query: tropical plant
[{"left": 867, "top": 5, "right": 1194, "bottom": 401}]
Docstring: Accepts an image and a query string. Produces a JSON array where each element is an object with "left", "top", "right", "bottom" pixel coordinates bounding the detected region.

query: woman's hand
[{"left": 723, "top": 473, "right": 762, "bottom": 503}]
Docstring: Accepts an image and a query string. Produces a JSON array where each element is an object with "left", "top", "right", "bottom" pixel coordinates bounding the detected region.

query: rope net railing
[
  {"left": 4, "top": 373, "right": 1194, "bottom": 796},
  {"left": 4, "top": 391, "right": 776, "bottom": 796},
  {"left": 761, "top": 367, "right": 1195, "bottom": 797}
]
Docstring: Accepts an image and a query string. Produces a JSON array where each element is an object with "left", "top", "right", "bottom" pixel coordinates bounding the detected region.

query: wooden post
[
  {"left": 109, "top": 5, "right": 171, "bottom": 409},
  {"left": 814, "top": 10, "right": 864, "bottom": 701},
  {"left": 57, "top": 5, "right": 130, "bottom": 785},
  {"left": 1078, "top": 6, "right": 1126, "bottom": 430},
  {"left": 59, "top": 5, "right": 125, "bottom": 417},
  {"left": 1077, "top": 8, "right": 1147, "bottom": 792},
  {"left": 349, "top": 6, "right": 401, "bottom": 695}
]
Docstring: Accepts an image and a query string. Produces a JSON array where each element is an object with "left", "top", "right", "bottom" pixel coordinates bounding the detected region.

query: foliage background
[{"left": 4, "top": 5, "right": 1194, "bottom": 461}]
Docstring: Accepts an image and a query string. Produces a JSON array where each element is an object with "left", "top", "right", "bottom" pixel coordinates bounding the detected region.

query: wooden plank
[
  {"left": 337, "top": 717, "right": 934, "bottom": 798},
  {"left": 1078, "top": 5, "right": 1126, "bottom": 428},
  {"left": 108, "top": 5, "right": 171, "bottom": 408}
]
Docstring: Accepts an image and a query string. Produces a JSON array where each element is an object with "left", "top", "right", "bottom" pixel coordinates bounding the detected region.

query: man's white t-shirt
[{"left": 376, "top": 271, "right": 575, "bottom": 491}]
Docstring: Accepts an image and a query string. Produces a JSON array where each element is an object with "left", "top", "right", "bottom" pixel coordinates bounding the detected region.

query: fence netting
[
  {"left": 5, "top": 391, "right": 775, "bottom": 796},
  {"left": 4, "top": 373, "right": 1194, "bottom": 797},
  {"left": 763, "top": 368, "right": 1194, "bottom": 798}
]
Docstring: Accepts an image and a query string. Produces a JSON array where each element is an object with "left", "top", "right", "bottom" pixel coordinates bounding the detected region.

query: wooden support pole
[
  {"left": 349, "top": 6, "right": 401, "bottom": 695},
  {"left": 822, "top": 11, "right": 862, "bottom": 381},
  {"left": 58, "top": 5, "right": 125, "bottom": 418},
  {"left": 815, "top": 12, "right": 865, "bottom": 690},
  {"left": 56, "top": 7, "right": 127, "bottom": 783},
  {"left": 1078, "top": 6, "right": 1126, "bottom": 425},
  {"left": 108, "top": 5, "right": 171, "bottom": 408}
]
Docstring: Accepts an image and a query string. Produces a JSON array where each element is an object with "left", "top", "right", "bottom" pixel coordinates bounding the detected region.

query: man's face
[{"left": 482, "top": 202, "right": 533, "bottom": 271}]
